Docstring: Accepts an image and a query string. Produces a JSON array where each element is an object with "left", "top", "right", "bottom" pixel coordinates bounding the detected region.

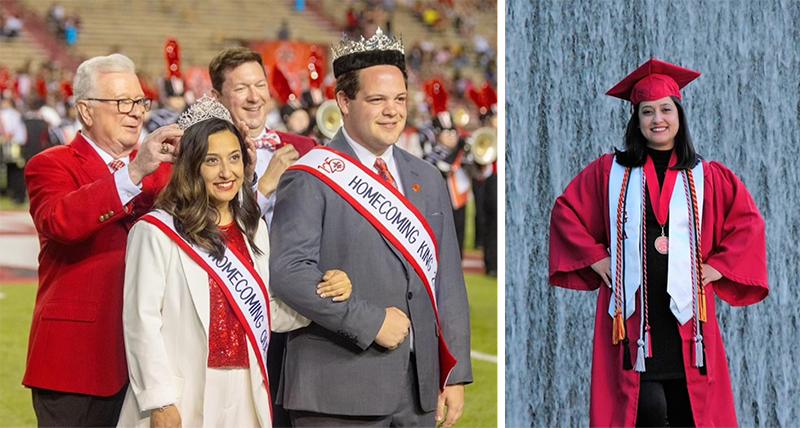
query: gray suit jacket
[{"left": 269, "top": 130, "right": 472, "bottom": 415}]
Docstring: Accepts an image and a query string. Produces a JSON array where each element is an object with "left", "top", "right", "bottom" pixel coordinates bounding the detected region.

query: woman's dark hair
[
  {"left": 155, "top": 118, "right": 262, "bottom": 260},
  {"left": 614, "top": 96, "right": 699, "bottom": 169}
]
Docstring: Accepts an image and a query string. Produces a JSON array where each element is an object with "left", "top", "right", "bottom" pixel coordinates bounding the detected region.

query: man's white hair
[{"left": 72, "top": 54, "right": 136, "bottom": 101}]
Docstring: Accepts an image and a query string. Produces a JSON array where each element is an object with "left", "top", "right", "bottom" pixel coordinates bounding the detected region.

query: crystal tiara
[
  {"left": 331, "top": 27, "right": 404, "bottom": 61},
  {"left": 176, "top": 94, "right": 233, "bottom": 130}
]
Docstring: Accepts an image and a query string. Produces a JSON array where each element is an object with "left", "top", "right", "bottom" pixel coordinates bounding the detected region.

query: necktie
[
  {"left": 252, "top": 131, "right": 282, "bottom": 151},
  {"left": 374, "top": 158, "right": 397, "bottom": 189},
  {"left": 108, "top": 159, "right": 124, "bottom": 172},
  {"left": 109, "top": 158, "right": 135, "bottom": 215}
]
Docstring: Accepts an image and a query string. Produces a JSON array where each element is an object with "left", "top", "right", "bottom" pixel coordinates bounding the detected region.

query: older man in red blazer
[{"left": 22, "top": 54, "right": 182, "bottom": 427}]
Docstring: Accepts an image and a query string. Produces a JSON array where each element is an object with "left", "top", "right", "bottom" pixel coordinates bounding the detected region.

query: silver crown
[
  {"left": 177, "top": 94, "right": 233, "bottom": 130},
  {"left": 331, "top": 27, "right": 404, "bottom": 61}
]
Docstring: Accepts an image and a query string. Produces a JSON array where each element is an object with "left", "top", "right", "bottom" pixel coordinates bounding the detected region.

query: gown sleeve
[
  {"left": 704, "top": 161, "right": 769, "bottom": 306},
  {"left": 548, "top": 154, "right": 614, "bottom": 291}
]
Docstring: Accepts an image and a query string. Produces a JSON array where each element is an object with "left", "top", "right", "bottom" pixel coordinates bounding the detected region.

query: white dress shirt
[
  {"left": 82, "top": 132, "right": 141, "bottom": 206},
  {"left": 341, "top": 126, "right": 404, "bottom": 195}
]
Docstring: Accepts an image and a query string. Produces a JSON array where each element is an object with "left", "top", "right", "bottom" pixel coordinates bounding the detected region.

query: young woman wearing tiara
[{"left": 118, "top": 96, "right": 352, "bottom": 428}]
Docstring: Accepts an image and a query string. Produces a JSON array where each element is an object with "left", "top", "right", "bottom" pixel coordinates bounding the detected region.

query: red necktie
[
  {"left": 374, "top": 158, "right": 397, "bottom": 189},
  {"left": 108, "top": 159, "right": 124, "bottom": 172}
]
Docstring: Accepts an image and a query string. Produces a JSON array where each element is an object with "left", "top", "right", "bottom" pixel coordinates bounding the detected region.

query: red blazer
[
  {"left": 274, "top": 130, "right": 317, "bottom": 156},
  {"left": 22, "top": 133, "right": 170, "bottom": 396}
]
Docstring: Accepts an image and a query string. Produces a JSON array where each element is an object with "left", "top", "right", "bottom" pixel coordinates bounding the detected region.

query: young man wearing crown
[{"left": 269, "top": 29, "right": 473, "bottom": 427}]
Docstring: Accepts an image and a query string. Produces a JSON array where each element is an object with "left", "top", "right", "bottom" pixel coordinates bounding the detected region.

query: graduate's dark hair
[
  {"left": 614, "top": 96, "right": 699, "bottom": 170},
  {"left": 155, "top": 118, "right": 262, "bottom": 260}
]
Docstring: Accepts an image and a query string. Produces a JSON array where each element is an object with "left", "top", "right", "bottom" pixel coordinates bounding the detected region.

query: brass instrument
[
  {"left": 465, "top": 127, "right": 497, "bottom": 165},
  {"left": 0, "top": 142, "right": 25, "bottom": 168},
  {"left": 315, "top": 99, "right": 343, "bottom": 139},
  {"left": 452, "top": 107, "right": 470, "bottom": 127}
]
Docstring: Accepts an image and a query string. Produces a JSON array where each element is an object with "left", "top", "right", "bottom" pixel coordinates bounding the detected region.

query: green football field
[{"left": 0, "top": 274, "right": 497, "bottom": 427}]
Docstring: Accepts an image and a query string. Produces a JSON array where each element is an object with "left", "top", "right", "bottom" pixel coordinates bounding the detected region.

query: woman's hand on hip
[
  {"left": 591, "top": 257, "right": 612, "bottom": 286},
  {"left": 702, "top": 264, "right": 722, "bottom": 285}
]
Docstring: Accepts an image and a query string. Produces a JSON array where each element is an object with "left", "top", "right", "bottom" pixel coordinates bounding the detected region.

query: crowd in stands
[
  {"left": 0, "top": 10, "right": 23, "bottom": 38},
  {"left": 411, "top": 0, "right": 495, "bottom": 36},
  {"left": 338, "top": 0, "right": 497, "bottom": 95},
  {"left": 46, "top": 2, "right": 81, "bottom": 46},
  {"left": 341, "top": 0, "right": 496, "bottom": 44}
]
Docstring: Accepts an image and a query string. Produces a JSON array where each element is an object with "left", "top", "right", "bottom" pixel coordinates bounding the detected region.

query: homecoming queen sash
[
  {"left": 289, "top": 146, "right": 457, "bottom": 390},
  {"left": 141, "top": 210, "right": 272, "bottom": 388}
]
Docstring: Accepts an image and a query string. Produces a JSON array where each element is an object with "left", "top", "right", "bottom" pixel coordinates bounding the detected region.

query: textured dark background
[{"left": 504, "top": 1, "right": 800, "bottom": 426}]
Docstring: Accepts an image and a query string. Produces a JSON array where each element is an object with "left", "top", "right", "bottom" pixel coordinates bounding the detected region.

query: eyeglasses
[{"left": 84, "top": 98, "right": 152, "bottom": 113}]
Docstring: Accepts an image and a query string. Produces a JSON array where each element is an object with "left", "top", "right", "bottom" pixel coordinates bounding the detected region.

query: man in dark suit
[
  {"left": 22, "top": 53, "right": 181, "bottom": 427},
  {"left": 209, "top": 46, "right": 317, "bottom": 427},
  {"left": 270, "top": 28, "right": 472, "bottom": 427}
]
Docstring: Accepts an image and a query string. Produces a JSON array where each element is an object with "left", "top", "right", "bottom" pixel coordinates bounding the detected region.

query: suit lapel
[
  {"left": 71, "top": 133, "right": 112, "bottom": 183},
  {"left": 327, "top": 130, "right": 412, "bottom": 272},
  {"left": 176, "top": 248, "right": 211, "bottom": 336},
  {"left": 327, "top": 130, "right": 356, "bottom": 156},
  {"left": 394, "top": 148, "right": 425, "bottom": 214}
]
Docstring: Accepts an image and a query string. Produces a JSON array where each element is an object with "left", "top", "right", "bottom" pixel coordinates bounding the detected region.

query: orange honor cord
[{"left": 612, "top": 168, "right": 630, "bottom": 346}]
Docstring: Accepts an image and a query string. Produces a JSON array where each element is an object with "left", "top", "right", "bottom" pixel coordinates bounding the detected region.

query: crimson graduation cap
[{"left": 606, "top": 58, "right": 701, "bottom": 105}]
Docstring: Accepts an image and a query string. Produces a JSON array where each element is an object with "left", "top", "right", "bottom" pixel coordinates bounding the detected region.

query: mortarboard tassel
[
  {"left": 622, "top": 337, "right": 633, "bottom": 370},
  {"left": 698, "top": 286, "right": 707, "bottom": 322},
  {"left": 694, "top": 334, "right": 704, "bottom": 368},
  {"left": 634, "top": 339, "right": 646, "bottom": 372}
]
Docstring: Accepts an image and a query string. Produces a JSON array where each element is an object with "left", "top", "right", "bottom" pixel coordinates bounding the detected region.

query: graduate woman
[
  {"left": 548, "top": 59, "right": 768, "bottom": 427},
  {"left": 117, "top": 96, "right": 351, "bottom": 428}
]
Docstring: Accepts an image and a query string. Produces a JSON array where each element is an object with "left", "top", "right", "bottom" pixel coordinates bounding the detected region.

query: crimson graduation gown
[{"left": 548, "top": 153, "right": 768, "bottom": 427}]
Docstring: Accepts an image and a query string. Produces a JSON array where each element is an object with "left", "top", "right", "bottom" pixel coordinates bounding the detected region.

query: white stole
[{"left": 608, "top": 157, "right": 704, "bottom": 324}]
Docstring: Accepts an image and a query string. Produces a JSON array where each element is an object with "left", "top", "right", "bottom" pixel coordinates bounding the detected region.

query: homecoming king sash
[
  {"left": 141, "top": 210, "right": 273, "bottom": 389},
  {"left": 289, "top": 146, "right": 457, "bottom": 390}
]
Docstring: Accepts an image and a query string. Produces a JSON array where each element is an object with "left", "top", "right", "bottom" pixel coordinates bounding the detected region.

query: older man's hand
[{"left": 128, "top": 125, "right": 183, "bottom": 185}]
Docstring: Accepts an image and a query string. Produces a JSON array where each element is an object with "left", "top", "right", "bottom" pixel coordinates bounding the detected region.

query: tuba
[
  {"left": 315, "top": 99, "right": 343, "bottom": 139},
  {"left": 465, "top": 127, "right": 497, "bottom": 165}
]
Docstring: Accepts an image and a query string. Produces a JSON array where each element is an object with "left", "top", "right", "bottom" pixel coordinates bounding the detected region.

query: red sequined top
[{"left": 207, "top": 223, "right": 253, "bottom": 368}]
